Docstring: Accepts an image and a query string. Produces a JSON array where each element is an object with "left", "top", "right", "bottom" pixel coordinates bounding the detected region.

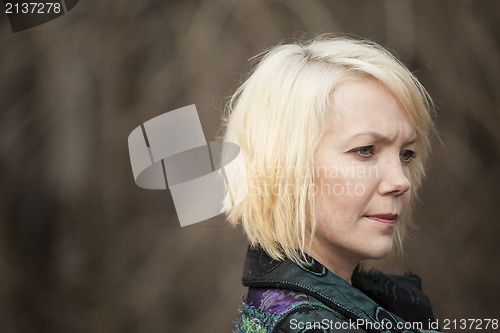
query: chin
[{"left": 364, "top": 239, "right": 393, "bottom": 260}]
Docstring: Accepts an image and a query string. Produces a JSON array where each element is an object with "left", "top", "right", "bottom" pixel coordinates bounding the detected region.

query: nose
[{"left": 377, "top": 157, "right": 411, "bottom": 197}]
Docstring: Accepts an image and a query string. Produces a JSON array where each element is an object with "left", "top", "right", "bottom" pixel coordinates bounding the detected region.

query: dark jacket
[{"left": 234, "top": 247, "right": 441, "bottom": 333}]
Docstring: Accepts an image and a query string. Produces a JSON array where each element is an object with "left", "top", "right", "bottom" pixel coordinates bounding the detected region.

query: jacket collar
[
  {"left": 242, "top": 246, "right": 435, "bottom": 333},
  {"left": 242, "top": 246, "right": 381, "bottom": 322}
]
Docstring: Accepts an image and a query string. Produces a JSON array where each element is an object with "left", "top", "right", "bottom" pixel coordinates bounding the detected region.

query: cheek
[
  {"left": 314, "top": 170, "right": 376, "bottom": 220},
  {"left": 400, "top": 190, "right": 411, "bottom": 211},
  {"left": 400, "top": 169, "right": 412, "bottom": 210}
]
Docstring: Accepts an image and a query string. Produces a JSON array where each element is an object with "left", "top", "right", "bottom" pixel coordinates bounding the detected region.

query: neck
[{"left": 306, "top": 244, "right": 361, "bottom": 285}]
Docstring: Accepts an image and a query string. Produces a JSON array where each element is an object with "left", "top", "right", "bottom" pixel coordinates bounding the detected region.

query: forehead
[{"left": 327, "top": 78, "right": 415, "bottom": 137}]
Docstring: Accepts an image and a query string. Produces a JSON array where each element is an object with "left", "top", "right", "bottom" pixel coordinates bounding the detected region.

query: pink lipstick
[{"left": 366, "top": 213, "right": 398, "bottom": 225}]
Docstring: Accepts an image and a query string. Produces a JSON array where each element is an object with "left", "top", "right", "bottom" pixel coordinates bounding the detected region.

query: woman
[{"left": 221, "top": 36, "right": 439, "bottom": 333}]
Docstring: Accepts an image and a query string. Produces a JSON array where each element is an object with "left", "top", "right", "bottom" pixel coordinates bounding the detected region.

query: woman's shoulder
[
  {"left": 237, "top": 248, "right": 440, "bottom": 332},
  {"left": 234, "top": 287, "right": 358, "bottom": 333}
]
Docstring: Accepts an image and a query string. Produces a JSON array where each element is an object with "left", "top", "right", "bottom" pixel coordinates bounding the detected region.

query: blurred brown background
[{"left": 1, "top": 0, "right": 499, "bottom": 332}]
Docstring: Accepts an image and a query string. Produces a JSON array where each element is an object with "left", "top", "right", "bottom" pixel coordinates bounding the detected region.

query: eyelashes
[
  {"left": 399, "top": 150, "right": 417, "bottom": 164},
  {"left": 350, "top": 145, "right": 375, "bottom": 157},
  {"left": 349, "top": 145, "right": 417, "bottom": 164}
]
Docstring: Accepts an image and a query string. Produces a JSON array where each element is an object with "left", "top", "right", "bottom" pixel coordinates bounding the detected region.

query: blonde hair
[{"left": 220, "top": 35, "right": 434, "bottom": 266}]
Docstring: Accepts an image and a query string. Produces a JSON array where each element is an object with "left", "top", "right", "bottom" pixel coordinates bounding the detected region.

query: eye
[
  {"left": 350, "top": 145, "right": 375, "bottom": 158},
  {"left": 400, "top": 150, "right": 416, "bottom": 164}
]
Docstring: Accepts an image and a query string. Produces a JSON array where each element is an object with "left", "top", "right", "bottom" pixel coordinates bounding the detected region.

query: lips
[{"left": 365, "top": 213, "right": 398, "bottom": 225}]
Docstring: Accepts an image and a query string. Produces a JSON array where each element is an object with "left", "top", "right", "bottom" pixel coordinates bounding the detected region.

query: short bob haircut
[{"left": 220, "top": 35, "right": 435, "bottom": 266}]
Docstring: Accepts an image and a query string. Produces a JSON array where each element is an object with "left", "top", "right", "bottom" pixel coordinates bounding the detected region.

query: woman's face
[{"left": 311, "top": 78, "right": 416, "bottom": 267}]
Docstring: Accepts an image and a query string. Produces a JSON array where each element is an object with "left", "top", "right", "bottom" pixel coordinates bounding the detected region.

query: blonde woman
[{"left": 221, "top": 36, "right": 440, "bottom": 333}]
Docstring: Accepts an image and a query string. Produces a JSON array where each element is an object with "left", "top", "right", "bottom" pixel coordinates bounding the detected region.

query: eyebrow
[
  {"left": 347, "top": 131, "right": 418, "bottom": 146},
  {"left": 403, "top": 136, "right": 418, "bottom": 147}
]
